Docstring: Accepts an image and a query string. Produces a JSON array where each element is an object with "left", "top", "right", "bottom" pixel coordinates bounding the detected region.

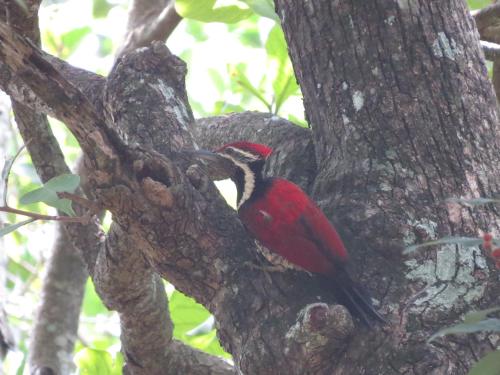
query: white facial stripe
[
  {"left": 218, "top": 153, "right": 255, "bottom": 208},
  {"left": 226, "top": 147, "right": 259, "bottom": 161}
]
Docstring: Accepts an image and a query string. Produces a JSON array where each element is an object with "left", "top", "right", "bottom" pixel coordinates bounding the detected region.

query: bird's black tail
[{"left": 329, "top": 270, "right": 386, "bottom": 328}]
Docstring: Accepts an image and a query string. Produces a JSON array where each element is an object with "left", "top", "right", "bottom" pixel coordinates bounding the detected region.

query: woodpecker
[{"left": 200, "top": 141, "right": 385, "bottom": 326}]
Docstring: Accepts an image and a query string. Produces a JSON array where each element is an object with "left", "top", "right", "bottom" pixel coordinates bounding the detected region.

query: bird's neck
[{"left": 233, "top": 160, "right": 265, "bottom": 209}]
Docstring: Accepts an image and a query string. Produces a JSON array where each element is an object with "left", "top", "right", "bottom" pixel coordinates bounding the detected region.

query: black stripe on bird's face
[{"left": 217, "top": 147, "right": 266, "bottom": 208}]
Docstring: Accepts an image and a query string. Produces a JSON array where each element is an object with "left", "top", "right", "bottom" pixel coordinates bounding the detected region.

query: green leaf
[
  {"left": 464, "top": 307, "right": 500, "bottom": 324},
  {"left": 61, "top": 27, "right": 91, "bottom": 57},
  {"left": 175, "top": 0, "right": 253, "bottom": 23},
  {"left": 93, "top": 0, "right": 113, "bottom": 18},
  {"left": 97, "top": 35, "right": 114, "bottom": 57},
  {"left": 170, "top": 290, "right": 211, "bottom": 338},
  {"left": 19, "top": 187, "right": 57, "bottom": 206},
  {"left": 273, "top": 73, "right": 299, "bottom": 113},
  {"left": 186, "top": 316, "right": 215, "bottom": 336},
  {"left": 231, "top": 66, "right": 272, "bottom": 110},
  {"left": 239, "top": 0, "right": 279, "bottom": 21},
  {"left": 239, "top": 27, "right": 262, "bottom": 48},
  {"left": 82, "top": 278, "right": 109, "bottom": 317},
  {"left": 467, "top": 0, "right": 491, "bottom": 10},
  {"left": 169, "top": 290, "right": 230, "bottom": 358},
  {"left": 44, "top": 173, "right": 80, "bottom": 193},
  {"left": 446, "top": 197, "right": 500, "bottom": 206},
  {"left": 429, "top": 319, "right": 500, "bottom": 342},
  {"left": 112, "top": 352, "right": 124, "bottom": 375},
  {"left": 19, "top": 174, "right": 79, "bottom": 216},
  {"left": 19, "top": 188, "right": 76, "bottom": 216},
  {"left": 265, "top": 25, "right": 298, "bottom": 113},
  {"left": 0, "top": 219, "right": 35, "bottom": 238},
  {"left": 74, "top": 348, "right": 113, "bottom": 375},
  {"left": 185, "top": 20, "right": 209, "bottom": 42},
  {"left": 265, "top": 24, "right": 287, "bottom": 62},
  {"left": 404, "top": 236, "right": 482, "bottom": 254},
  {"left": 49, "top": 198, "right": 76, "bottom": 216},
  {"left": 468, "top": 350, "right": 500, "bottom": 375},
  {"left": 288, "top": 114, "right": 308, "bottom": 127},
  {"left": 213, "top": 101, "right": 245, "bottom": 114},
  {"left": 208, "top": 68, "right": 226, "bottom": 95}
]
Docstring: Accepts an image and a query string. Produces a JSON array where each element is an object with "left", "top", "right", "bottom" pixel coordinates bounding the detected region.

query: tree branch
[
  {"left": 116, "top": 0, "right": 182, "bottom": 58},
  {"left": 1, "top": 24, "right": 366, "bottom": 373},
  {"left": 99, "top": 1, "right": 233, "bottom": 372},
  {"left": 99, "top": 43, "right": 363, "bottom": 374},
  {"left": 29, "top": 226, "right": 88, "bottom": 374},
  {"left": 473, "top": 2, "right": 500, "bottom": 44},
  {"left": 0, "top": 22, "right": 117, "bottom": 168},
  {"left": 0, "top": 205, "right": 92, "bottom": 223},
  {"left": 0, "top": 3, "right": 98, "bottom": 372},
  {"left": 481, "top": 40, "right": 500, "bottom": 61},
  {"left": 195, "top": 112, "right": 316, "bottom": 190},
  {"left": 95, "top": 224, "right": 234, "bottom": 374}
]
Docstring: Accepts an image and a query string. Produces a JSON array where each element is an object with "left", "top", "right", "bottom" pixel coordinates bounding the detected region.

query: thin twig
[
  {"left": 0, "top": 206, "right": 91, "bottom": 224},
  {"left": 2, "top": 141, "right": 30, "bottom": 206},
  {"left": 481, "top": 40, "right": 500, "bottom": 61}
]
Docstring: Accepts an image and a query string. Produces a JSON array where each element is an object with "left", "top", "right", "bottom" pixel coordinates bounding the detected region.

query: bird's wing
[{"left": 242, "top": 178, "right": 348, "bottom": 275}]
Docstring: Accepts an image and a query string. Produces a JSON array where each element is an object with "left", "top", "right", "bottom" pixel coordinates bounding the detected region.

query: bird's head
[
  {"left": 215, "top": 141, "right": 273, "bottom": 164},
  {"left": 193, "top": 141, "right": 273, "bottom": 208}
]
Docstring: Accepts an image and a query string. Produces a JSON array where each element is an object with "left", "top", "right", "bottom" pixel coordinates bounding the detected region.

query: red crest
[{"left": 217, "top": 141, "right": 273, "bottom": 159}]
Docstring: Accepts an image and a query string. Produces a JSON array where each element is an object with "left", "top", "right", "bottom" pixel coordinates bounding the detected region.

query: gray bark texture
[
  {"left": 0, "top": 0, "right": 498, "bottom": 374},
  {"left": 274, "top": 0, "right": 500, "bottom": 373}
]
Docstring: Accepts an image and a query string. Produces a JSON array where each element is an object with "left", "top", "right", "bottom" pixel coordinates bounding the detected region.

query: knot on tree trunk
[
  {"left": 286, "top": 303, "right": 354, "bottom": 349},
  {"left": 281, "top": 302, "right": 355, "bottom": 373}
]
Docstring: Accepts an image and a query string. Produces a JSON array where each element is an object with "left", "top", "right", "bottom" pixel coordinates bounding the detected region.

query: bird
[{"left": 197, "top": 141, "right": 385, "bottom": 327}]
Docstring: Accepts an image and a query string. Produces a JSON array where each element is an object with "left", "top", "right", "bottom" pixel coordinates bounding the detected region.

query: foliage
[
  {"left": 74, "top": 348, "right": 123, "bottom": 375},
  {"left": 177, "top": 0, "right": 304, "bottom": 124},
  {"left": 175, "top": 0, "right": 278, "bottom": 22},
  {"left": 169, "top": 290, "right": 229, "bottom": 358},
  {"left": 19, "top": 173, "right": 80, "bottom": 216},
  {"left": 468, "top": 350, "right": 500, "bottom": 375},
  {"left": 175, "top": 0, "right": 254, "bottom": 23},
  {"left": 429, "top": 307, "right": 500, "bottom": 342},
  {"left": 0, "top": 219, "right": 35, "bottom": 238}
]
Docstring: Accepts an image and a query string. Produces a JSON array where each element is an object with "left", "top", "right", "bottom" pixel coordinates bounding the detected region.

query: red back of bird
[{"left": 238, "top": 177, "right": 349, "bottom": 276}]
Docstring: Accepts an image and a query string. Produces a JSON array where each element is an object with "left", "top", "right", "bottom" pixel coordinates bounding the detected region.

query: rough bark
[
  {"left": 0, "top": 1, "right": 232, "bottom": 373},
  {"left": 275, "top": 0, "right": 500, "bottom": 373},
  {"left": 0, "top": 25, "right": 363, "bottom": 373},
  {"left": 29, "top": 227, "right": 88, "bottom": 375},
  {"left": 0, "top": 1, "right": 93, "bottom": 372},
  {"left": 117, "top": 0, "right": 181, "bottom": 58},
  {"left": 471, "top": 1, "right": 500, "bottom": 103},
  {"left": 1, "top": 0, "right": 499, "bottom": 373},
  {"left": 473, "top": 2, "right": 500, "bottom": 44},
  {"left": 196, "top": 112, "right": 316, "bottom": 191},
  {"left": 486, "top": 1, "right": 500, "bottom": 103}
]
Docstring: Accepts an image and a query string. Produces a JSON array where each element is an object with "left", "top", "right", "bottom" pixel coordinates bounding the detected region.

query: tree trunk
[
  {"left": 275, "top": 0, "right": 500, "bottom": 373},
  {"left": 1, "top": 0, "right": 500, "bottom": 373}
]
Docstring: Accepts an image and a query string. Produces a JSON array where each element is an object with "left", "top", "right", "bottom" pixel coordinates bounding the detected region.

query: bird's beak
[{"left": 188, "top": 149, "right": 237, "bottom": 180}]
